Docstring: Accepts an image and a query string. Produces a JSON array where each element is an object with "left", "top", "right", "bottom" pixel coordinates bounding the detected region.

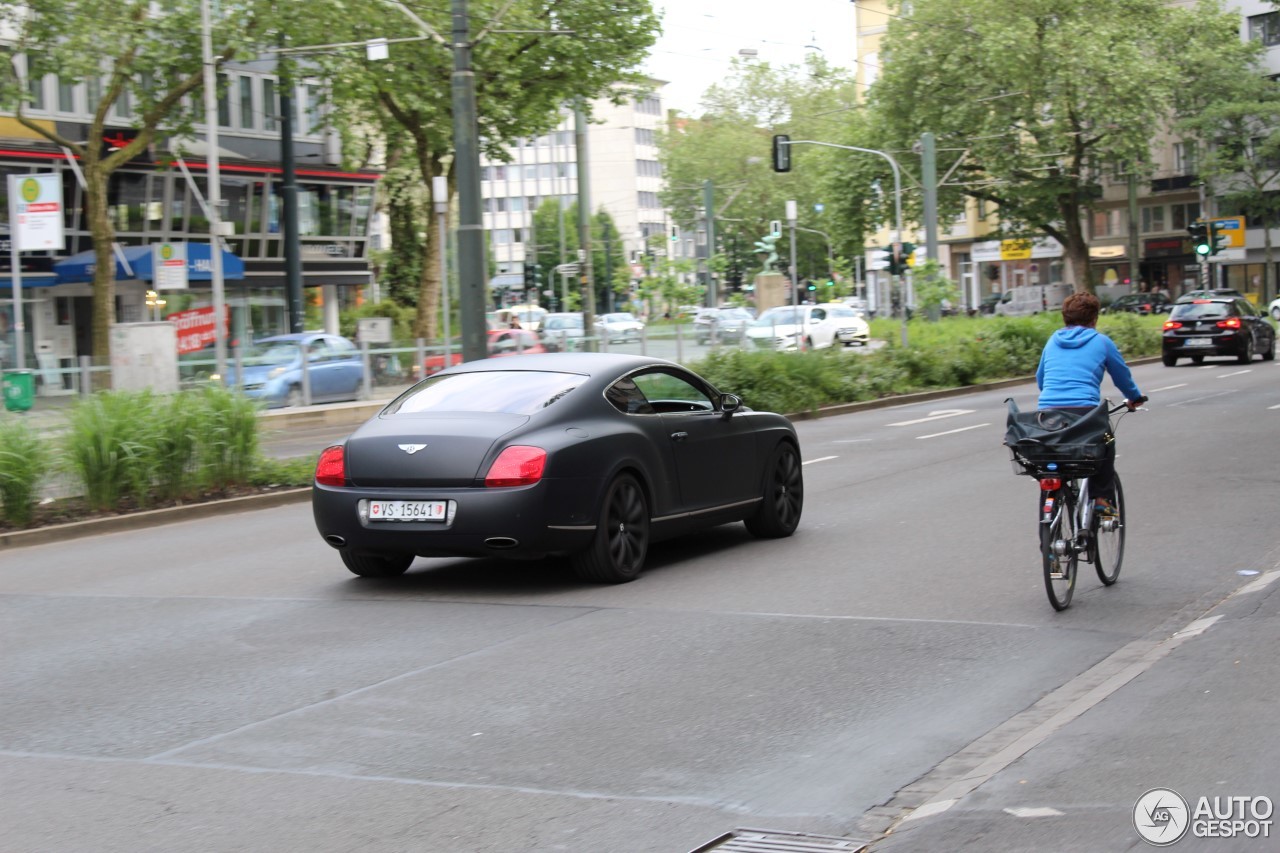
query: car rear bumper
[
  {"left": 1163, "top": 332, "right": 1247, "bottom": 357},
  {"left": 312, "top": 479, "right": 599, "bottom": 558}
]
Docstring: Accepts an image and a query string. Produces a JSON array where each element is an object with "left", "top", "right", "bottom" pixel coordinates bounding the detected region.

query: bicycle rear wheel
[
  {"left": 1094, "top": 475, "right": 1126, "bottom": 585},
  {"left": 1042, "top": 487, "right": 1078, "bottom": 611}
]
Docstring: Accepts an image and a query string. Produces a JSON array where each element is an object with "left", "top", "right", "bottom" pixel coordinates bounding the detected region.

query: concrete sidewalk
[{"left": 865, "top": 570, "right": 1280, "bottom": 851}]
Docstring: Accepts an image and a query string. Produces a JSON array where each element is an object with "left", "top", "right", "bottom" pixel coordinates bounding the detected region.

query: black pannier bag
[{"left": 1004, "top": 398, "right": 1113, "bottom": 477}]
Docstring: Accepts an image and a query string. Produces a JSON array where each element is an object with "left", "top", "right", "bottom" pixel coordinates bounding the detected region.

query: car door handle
[{"left": 671, "top": 431, "right": 688, "bottom": 442}]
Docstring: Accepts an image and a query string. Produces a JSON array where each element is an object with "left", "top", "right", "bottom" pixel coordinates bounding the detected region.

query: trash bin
[{"left": 2, "top": 369, "right": 34, "bottom": 413}]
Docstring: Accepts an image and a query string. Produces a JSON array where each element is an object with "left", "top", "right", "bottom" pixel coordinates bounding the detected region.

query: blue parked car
[{"left": 231, "top": 333, "right": 366, "bottom": 408}]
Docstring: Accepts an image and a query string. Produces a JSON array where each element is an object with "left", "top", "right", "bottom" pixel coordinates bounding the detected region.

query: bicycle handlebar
[{"left": 1109, "top": 395, "right": 1148, "bottom": 415}]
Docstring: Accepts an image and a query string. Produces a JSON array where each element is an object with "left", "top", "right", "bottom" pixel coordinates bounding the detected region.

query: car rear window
[
  {"left": 1170, "top": 302, "right": 1231, "bottom": 320},
  {"left": 387, "top": 370, "right": 586, "bottom": 415}
]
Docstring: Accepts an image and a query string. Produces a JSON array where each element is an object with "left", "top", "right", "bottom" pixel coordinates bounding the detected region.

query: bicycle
[{"left": 1006, "top": 397, "right": 1146, "bottom": 611}]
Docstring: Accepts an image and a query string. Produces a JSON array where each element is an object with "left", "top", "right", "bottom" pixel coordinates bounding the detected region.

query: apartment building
[
  {"left": 0, "top": 57, "right": 378, "bottom": 389},
  {"left": 479, "top": 81, "right": 671, "bottom": 305}
]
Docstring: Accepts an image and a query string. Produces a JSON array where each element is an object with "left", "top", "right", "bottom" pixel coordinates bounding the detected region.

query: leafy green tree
[
  {"left": 528, "top": 199, "right": 624, "bottom": 311},
  {"left": 299, "top": 0, "right": 659, "bottom": 339},
  {"left": 1178, "top": 72, "right": 1280, "bottom": 303},
  {"left": 658, "top": 55, "right": 857, "bottom": 296},
  {"left": 865, "top": 0, "right": 1257, "bottom": 293},
  {"left": 0, "top": 0, "right": 279, "bottom": 368}
]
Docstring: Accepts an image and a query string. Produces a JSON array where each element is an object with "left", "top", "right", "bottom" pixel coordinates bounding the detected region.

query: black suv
[{"left": 1162, "top": 297, "right": 1276, "bottom": 366}]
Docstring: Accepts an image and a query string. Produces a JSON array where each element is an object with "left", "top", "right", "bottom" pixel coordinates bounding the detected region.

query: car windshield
[
  {"left": 752, "top": 307, "right": 803, "bottom": 326},
  {"left": 241, "top": 341, "right": 301, "bottom": 366},
  {"left": 825, "top": 305, "right": 859, "bottom": 318},
  {"left": 388, "top": 370, "right": 587, "bottom": 415},
  {"left": 547, "top": 315, "right": 583, "bottom": 330},
  {"left": 1170, "top": 302, "right": 1231, "bottom": 321},
  {"left": 721, "top": 308, "right": 752, "bottom": 320},
  {"left": 604, "top": 313, "right": 637, "bottom": 323}
]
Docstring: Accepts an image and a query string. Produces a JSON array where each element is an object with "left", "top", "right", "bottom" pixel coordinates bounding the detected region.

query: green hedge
[{"left": 692, "top": 313, "right": 1164, "bottom": 416}]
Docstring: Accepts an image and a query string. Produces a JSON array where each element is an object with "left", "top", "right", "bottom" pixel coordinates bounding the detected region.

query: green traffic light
[{"left": 1195, "top": 243, "right": 1211, "bottom": 256}]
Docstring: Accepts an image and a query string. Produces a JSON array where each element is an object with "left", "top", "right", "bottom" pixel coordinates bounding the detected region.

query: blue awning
[
  {"left": 53, "top": 243, "right": 245, "bottom": 284},
  {"left": 0, "top": 274, "right": 59, "bottom": 289}
]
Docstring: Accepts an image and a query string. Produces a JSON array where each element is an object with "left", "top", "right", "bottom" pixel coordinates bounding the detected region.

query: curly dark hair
[{"left": 1061, "top": 292, "right": 1099, "bottom": 327}]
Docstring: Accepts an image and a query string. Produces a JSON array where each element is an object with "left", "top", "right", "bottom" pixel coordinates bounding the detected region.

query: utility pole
[
  {"left": 574, "top": 101, "right": 595, "bottom": 341},
  {"left": 787, "top": 198, "right": 799, "bottom": 339},
  {"left": 200, "top": 0, "right": 227, "bottom": 382},
  {"left": 921, "top": 132, "right": 938, "bottom": 263},
  {"left": 703, "top": 179, "right": 716, "bottom": 305},
  {"left": 1128, "top": 169, "right": 1141, "bottom": 291},
  {"left": 449, "top": 0, "right": 487, "bottom": 362},
  {"left": 280, "top": 47, "right": 303, "bottom": 334}
]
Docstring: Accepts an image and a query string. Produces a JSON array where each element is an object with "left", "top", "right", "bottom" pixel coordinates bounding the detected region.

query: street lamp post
[
  {"left": 780, "top": 139, "right": 908, "bottom": 345},
  {"left": 433, "top": 175, "right": 450, "bottom": 365}
]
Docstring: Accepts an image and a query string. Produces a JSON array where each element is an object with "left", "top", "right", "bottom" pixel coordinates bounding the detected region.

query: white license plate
[
  {"left": 368, "top": 500, "right": 448, "bottom": 522},
  {"left": 1185, "top": 337, "right": 1212, "bottom": 347}
]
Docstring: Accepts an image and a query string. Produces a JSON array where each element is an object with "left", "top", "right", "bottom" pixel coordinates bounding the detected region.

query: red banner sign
[{"left": 166, "top": 306, "right": 229, "bottom": 355}]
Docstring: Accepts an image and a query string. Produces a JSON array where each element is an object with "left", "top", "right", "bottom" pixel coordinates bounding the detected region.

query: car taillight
[
  {"left": 315, "top": 445, "right": 346, "bottom": 486},
  {"left": 1163, "top": 320, "right": 1182, "bottom": 330},
  {"left": 1216, "top": 317, "right": 1242, "bottom": 329},
  {"left": 485, "top": 446, "right": 547, "bottom": 487},
  {"left": 1039, "top": 477, "right": 1062, "bottom": 491}
]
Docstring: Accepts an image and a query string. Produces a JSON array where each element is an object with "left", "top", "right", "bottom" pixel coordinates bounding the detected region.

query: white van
[{"left": 994, "top": 283, "right": 1072, "bottom": 317}]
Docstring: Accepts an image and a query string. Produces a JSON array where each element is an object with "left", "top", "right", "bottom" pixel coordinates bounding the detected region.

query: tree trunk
[
  {"left": 412, "top": 148, "right": 447, "bottom": 342},
  {"left": 1057, "top": 199, "right": 1094, "bottom": 294},
  {"left": 84, "top": 159, "right": 117, "bottom": 389}
]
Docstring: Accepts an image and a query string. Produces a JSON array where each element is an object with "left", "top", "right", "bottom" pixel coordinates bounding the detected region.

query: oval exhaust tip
[
  {"left": 324, "top": 535, "right": 346, "bottom": 548},
  {"left": 485, "top": 537, "right": 519, "bottom": 550}
]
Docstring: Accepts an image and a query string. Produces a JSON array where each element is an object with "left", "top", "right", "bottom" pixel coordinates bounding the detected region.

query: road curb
[{"left": 0, "top": 487, "right": 312, "bottom": 550}]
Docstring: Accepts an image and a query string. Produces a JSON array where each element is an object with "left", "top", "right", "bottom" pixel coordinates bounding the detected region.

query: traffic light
[
  {"left": 523, "top": 263, "right": 541, "bottom": 290},
  {"left": 806, "top": 281, "right": 817, "bottom": 292},
  {"left": 1208, "top": 221, "right": 1227, "bottom": 256},
  {"left": 523, "top": 265, "right": 534, "bottom": 289},
  {"left": 771, "top": 134, "right": 791, "bottom": 173},
  {"left": 670, "top": 225, "right": 679, "bottom": 242},
  {"left": 1189, "top": 221, "right": 1211, "bottom": 256}
]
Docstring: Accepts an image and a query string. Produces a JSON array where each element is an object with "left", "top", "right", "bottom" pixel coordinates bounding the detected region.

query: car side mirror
[{"left": 720, "top": 393, "right": 742, "bottom": 418}]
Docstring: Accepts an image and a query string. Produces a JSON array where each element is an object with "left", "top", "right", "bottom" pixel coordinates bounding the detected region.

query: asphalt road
[{"left": 3, "top": 357, "right": 1278, "bottom": 852}]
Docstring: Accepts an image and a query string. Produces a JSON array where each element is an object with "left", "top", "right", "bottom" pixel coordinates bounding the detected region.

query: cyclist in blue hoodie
[{"left": 1036, "top": 292, "right": 1143, "bottom": 513}]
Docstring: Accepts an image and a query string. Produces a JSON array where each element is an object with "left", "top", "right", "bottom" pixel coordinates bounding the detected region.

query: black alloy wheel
[
  {"left": 745, "top": 442, "right": 804, "bottom": 538},
  {"left": 572, "top": 474, "right": 650, "bottom": 583},
  {"left": 341, "top": 550, "right": 414, "bottom": 578}
]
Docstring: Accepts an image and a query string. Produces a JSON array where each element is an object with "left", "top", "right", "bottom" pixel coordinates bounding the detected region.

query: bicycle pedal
[{"left": 1049, "top": 570, "right": 1066, "bottom": 580}]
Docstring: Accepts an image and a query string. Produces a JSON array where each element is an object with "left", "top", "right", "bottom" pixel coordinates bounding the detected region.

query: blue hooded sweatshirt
[{"left": 1036, "top": 326, "right": 1141, "bottom": 408}]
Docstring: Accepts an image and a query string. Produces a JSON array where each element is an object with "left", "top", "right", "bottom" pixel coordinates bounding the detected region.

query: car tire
[
  {"left": 1263, "top": 334, "right": 1276, "bottom": 362},
  {"left": 571, "top": 473, "right": 649, "bottom": 584},
  {"left": 340, "top": 550, "right": 414, "bottom": 578},
  {"left": 285, "top": 385, "right": 304, "bottom": 407},
  {"left": 1162, "top": 353, "right": 1178, "bottom": 367},
  {"left": 1272, "top": 306, "right": 1280, "bottom": 321},
  {"left": 1238, "top": 337, "right": 1254, "bottom": 365},
  {"left": 744, "top": 441, "right": 804, "bottom": 539}
]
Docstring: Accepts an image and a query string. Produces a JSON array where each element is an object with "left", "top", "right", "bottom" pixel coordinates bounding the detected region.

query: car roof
[{"left": 442, "top": 351, "right": 679, "bottom": 378}]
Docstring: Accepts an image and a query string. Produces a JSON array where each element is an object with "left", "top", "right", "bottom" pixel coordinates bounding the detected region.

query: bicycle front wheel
[
  {"left": 1094, "top": 475, "right": 1126, "bottom": 585},
  {"left": 1042, "top": 487, "right": 1078, "bottom": 611}
]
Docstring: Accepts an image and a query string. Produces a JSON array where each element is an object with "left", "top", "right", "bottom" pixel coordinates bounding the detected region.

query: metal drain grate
[{"left": 688, "top": 827, "right": 868, "bottom": 853}]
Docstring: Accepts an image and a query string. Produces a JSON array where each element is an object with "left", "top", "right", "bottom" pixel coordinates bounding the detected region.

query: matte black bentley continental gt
[{"left": 312, "top": 353, "right": 803, "bottom": 583}]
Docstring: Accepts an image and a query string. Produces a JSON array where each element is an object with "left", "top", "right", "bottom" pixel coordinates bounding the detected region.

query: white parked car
[
  {"left": 597, "top": 312, "right": 646, "bottom": 343},
  {"left": 1268, "top": 296, "right": 1280, "bottom": 321},
  {"left": 746, "top": 303, "right": 869, "bottom": 351}
]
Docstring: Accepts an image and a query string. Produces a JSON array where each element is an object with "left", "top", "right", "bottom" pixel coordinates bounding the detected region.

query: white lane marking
[
  {"left": 1173, "top": 615, "right": 1222, "bottom": 639},
  {"left": 1004, "top": 807, "right": 1065, "bottom": 818},
  {"left": 916, "top": 423, "right": 990, "bottom": 440},
  {"left": 803, "top": 456, "right": 837, "bottom": 465},
  {"left": 1219, "top": 369, "right": 1251, "bottom": 379},
  {"left": 1148, "top": 383, "right": 1187, "bottom": 392},
  {"left": 888, "top": 408, "right": 974, "bottom": 427},
  {"left": 1169, "top": 389, "right": 1237, "bottom": 407},
  {"left": 1236, "top": 570, "right": 1280, "bottom": 595},
  {"left": 1269, "top": 404, "right": 1280, "bottom": 410}
]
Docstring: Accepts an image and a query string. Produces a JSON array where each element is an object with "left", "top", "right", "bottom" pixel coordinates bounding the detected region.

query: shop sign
[
  {"left": 166, "top": 305, "right": 228, "bottom": 355},
  {"left": 1145, "top": 238, "right": 1188, "bottom": 258}
]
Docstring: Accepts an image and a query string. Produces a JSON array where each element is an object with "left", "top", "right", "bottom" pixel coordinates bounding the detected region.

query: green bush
[
  {"left": 249, "top": 453, "right": 319, "bottom": 487},
  {"left": 193, "top": 385, "right": 261, "bottom": 489},
  {"left": 63, "top": 391, "right": 152, "bottom": 511},
  {"left": 0, "top": 421, "right": 50, "bottom": 526}
]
